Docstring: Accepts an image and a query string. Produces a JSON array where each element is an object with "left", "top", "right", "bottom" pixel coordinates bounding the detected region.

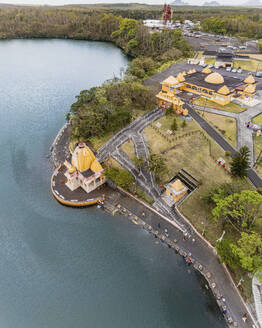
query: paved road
[{"left": 106, "top": 188, "right": 256, "bottom": 328}]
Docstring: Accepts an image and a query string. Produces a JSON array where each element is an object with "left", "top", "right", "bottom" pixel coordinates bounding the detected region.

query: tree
[
  {"left": 105, "top": 167, "right": 134, "bottom": 190},
  {"left": 181, "top": 120, "right": 187, "bottom": 129},
  {"left": 217, "top": 238, "right": 239, "bottom": 268},
  {"left": 212, "top": 190, "right": 262, "bottom": 232},
  {"left": 231, "top": 232, "right": 262, "bottom": 279},
  {"left": 258, "top": 39, "right": 262, "bottom": 52},
  {"left": 171, "top": 117, "right": 178, "bottom": 131},
  {"left": 134, "top": 156, "right": 145, "bottom": 170},
  {"left": 146, "top": 154, "right": 166, "bottom": 179},
  {"left": 230, "top": 146, "right": 251, "bottom": 178}
]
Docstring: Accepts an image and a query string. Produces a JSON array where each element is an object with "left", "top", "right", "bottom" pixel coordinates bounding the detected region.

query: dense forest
[
  {"left": 67, "top": 80, "right": 156, "bottom": 142},
  {"left": 0, "top": 7, "right": 191, "bottom": 59}
]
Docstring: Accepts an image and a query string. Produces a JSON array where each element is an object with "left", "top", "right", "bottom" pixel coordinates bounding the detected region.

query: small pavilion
[{"left": 165, "top": 179, "right": 188, "bottom": 203}]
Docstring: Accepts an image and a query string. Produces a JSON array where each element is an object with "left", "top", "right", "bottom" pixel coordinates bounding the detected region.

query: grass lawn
[
  {"left": 204, "top": 58, "right": 215, "bottom": 65},
  {"left": 254, "top": 135, "right": 262, "bottom": 177},
  {"left": 193, "top": 97, "right": 246, "bottom": 113},
  {"left": 201, "top": 111, "right": 237, "bottom": 147},
  {"left": 253, "top": 113, "right": 262, "bottom": 126},
  {"left": 233, "top": 59, "right": 262, "bottom": 72},
  {"left": 253, "top": 114, "right": 262, "bottom": 177},
  {"left": 144, "top": 120, "right": 234, "bottom": 243},
  {"left": 155, "top": 114, "right": 199, "bottom": 135},
  {"left": 242, "top": 53, "right": 262, "bottom": 60},
  {"left": 121, "top": 140, "right": 136, "bottom": 159},
  {"left": 196, "top": 51, "right": 203, "bottom": 60}
]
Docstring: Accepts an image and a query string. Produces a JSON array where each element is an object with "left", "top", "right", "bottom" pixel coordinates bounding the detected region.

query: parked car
[
  {"left": 226, "top": 67, "right": 232, "bottom": 72},
  {"left": 208, "top": 64, "right": 213, "bottom": 68},
  {"left": 255, "top": 71, "right": 262, "bottom": 78},
  {"left": 239, "top": 46, "right": 247, "bottom": 49},
  {"left": 232, "top": 68, "right": 237, "bottom": 73},
  {"left": 237, "top": 68, "right": 242, "bottom": 74}
]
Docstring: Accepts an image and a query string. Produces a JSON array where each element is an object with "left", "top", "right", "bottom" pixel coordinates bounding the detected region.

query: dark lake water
[{"left": 0, "top": 39, "right": 225, "bottom": 328}]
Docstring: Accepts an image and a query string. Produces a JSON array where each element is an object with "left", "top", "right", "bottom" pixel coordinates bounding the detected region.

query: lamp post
[{"left": 216, "top": 230, "right": 226, "bottom": 243}]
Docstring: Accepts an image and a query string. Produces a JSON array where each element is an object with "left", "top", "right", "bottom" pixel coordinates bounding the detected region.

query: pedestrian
[
  {"left": 142, "top": 211, "right": 145, "bottom": 217},
  {"left": 242, "top": 313, "right": 247, "bottom": 322},
  {"left": 158, "top": 223, "right": 161, "bottom": 229},
  {"left": 192, "top": 238, "right": 195, "bottom": 243}
]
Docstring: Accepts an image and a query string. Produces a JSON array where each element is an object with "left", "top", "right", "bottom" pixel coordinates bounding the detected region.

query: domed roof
[
  {"left": 244, "top": 84, "right": 256, "bottom": 94},
  {"left": 161, "top": 76, "right": 179, "bottom": 85},
  {"left": 72, "top": 143, "right": 102, "bottom": 173},
  {"left": 205, "top": 72, "right": 224, "bottom": 84},
  {"left": 217, "top": 85, "right": 230, "bottom": 95},
  {"left": 202, "top": 66, "right": 212, "bottom": 74},
  {"left": 176, "top": 73, "right": 185, "bottom": 82},
  {"left": 244, "top": 75, "right": 256, "bottom": 84}
]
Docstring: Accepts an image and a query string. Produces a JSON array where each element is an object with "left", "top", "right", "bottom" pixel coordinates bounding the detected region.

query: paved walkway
[
  {"left": 193, "top": 92, "right": 262, "bottom": 165},
  {"left": 187, "top": 103, "right": 262, "bottom": 188},
  {"left": 105, "top": 188, "right": 257, "bottom": 328}
]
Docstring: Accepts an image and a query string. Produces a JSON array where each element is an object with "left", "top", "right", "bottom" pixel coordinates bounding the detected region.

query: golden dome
[
  {"left": 217, "top": 85, "right": 230, "bottom": 95},
  {"left": 204, "top": 72, "right": 224, "bottom": 84},
  {"left": 72, "top": 144, "right": 101, "bottom": 173},
  {"left": 244, "top": 84, "right": 256, "bottom": 94},
  {"left": 91, "top": 159, "right": 103, "bottom": 173},
  {"left": 244, "top": 75, "right": 255, "bottom": 84},
  {"left": 176, "top": 73, "right": 185, "bottom": 82},
  {"left": 202, "top": 66, "right": 212, "bottom": 74},
  {"left": 162, "top": 76, "right": 179, "bottom": 85}
]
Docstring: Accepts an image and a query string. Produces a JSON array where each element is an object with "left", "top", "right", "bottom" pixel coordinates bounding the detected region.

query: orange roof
[
  {"left": 161, "top": 76, "right": 179, "bottom": 85},
  {"left": 244, "top": 84, "right": 256, "bottom": 94},
  {"left": 244, "top": 75, "right": 256, "bottom": 84},
  {"left": 202, "top": 66, "right": 212, "bottom": 74},
  {"left": 205, "top": 72, "right": 224, "bottom": 84},
  {"left": 171, "top": 179, "right": 185, "bottom": 192},
  {"left": 176, "top": 73, "right": 185, "bottom": 82},
  {"left": 72, "top": 144, "right": 102, "bottom": 173},
  {"left": 217, "top": 85, "right": 230, "bottom": 95}
]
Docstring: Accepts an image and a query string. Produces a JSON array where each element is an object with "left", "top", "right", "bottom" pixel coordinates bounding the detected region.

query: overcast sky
[{"left": 0, "top": 0, "right": 249, "bottom": 8}]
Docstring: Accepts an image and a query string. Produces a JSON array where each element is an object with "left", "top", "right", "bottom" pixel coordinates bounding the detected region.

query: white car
[
  {"left": 226, "top": 67, "right": 232, "bottom": 72},
  {"left": 208, "top": 64, "right": 213, "bottom": 68},
  {"left": 232, "top": 69, "right": 237, "bottom": 73},
  {"left": 237, "top": 69, "right": 242, "bottom": 73}
]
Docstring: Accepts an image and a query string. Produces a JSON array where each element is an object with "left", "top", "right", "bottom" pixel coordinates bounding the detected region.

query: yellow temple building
[
  {"left": 157, "top": 70, "right": 257, "bottom": 107},
  {"left": 64, "top": 142, "right": 105, "bottom": 193},
  {"left": 165, "top": 179, "right": 188, "bottom": 203}
]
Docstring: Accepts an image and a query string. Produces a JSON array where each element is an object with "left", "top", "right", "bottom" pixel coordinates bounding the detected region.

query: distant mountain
[
  {"left": 171, "top": 0, "right": 189, "bottom": 5},
  {"left": 203, "top": 1, "right": 221, "bottom": 5},
  {"left": 242, "top": 0, "right": 262, "bottom": 5}
]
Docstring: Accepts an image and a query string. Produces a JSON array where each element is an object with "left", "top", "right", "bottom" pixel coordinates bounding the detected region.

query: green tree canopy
[
  {"left": 212, "top": 190, "right": 262, "bottom": 232},
  {"left": 230, "top": 146, "right": 251, "bottom": 178},
  {"left": 231, "top": 232, "right": 262, "bottom": 277}
]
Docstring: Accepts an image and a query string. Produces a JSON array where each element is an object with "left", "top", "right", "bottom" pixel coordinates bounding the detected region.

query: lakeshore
[{"left": 51, "top": 111, "right": 257, "bottom": 328}]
